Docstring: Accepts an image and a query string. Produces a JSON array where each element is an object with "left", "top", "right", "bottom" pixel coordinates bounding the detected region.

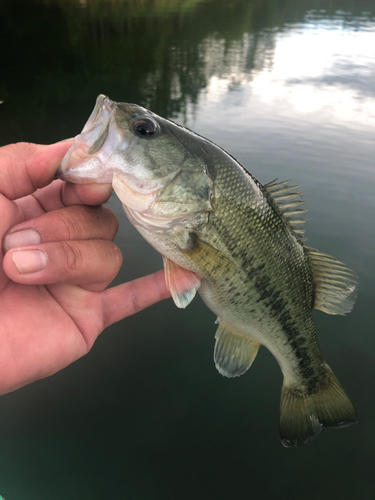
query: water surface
[{"left": 0, "top": 1, "right": 374, "bottom": 499}]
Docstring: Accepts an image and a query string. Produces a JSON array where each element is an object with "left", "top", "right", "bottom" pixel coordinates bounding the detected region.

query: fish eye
[{"left": 133, "top": 117, "right": 158, "bottom": 138}]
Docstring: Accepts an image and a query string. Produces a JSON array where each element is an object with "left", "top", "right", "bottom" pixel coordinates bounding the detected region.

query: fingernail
[
  {"left": 4, "top": 229, "right": 42, "bottom": 251},
  {"left": 12, "top": 250, "right": 48, "bottom": 274}
]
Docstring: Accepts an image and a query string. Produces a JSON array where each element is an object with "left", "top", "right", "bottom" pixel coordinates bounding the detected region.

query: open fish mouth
[
  {"left": 58, "top": 94, "right": 130, "bottom": 184},
  {"left": 81, "top": 94, "right": 112, "bottom": 135},
  {"left": 59, "top": 94, "right": 181, "bottom": 196}
]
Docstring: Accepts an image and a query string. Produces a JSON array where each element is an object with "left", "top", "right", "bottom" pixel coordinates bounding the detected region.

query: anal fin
[
  {"left": 214, "top": 319, "right": 260, "bottom": 378},
  {"left": 163, "top": 257, "right": 202, "bottom": 309}
]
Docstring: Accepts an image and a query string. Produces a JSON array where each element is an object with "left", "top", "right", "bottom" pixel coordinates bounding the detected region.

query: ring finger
[{"left": 3, "top": 239, "right": 123, "bottom": 291}]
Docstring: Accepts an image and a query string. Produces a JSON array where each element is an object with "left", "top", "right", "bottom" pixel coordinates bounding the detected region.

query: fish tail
[{"left": 279, "top": 365, "right": 358, "bottom": 447}]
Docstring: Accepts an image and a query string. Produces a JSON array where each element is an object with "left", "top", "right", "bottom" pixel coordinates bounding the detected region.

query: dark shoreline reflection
[{"left": 1, "top": 0, "right": 374, "bottom": 144}]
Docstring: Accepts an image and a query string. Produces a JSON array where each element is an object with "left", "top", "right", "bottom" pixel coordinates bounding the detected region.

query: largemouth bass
[{"left": 59, "top": 95, "right": 358, "bottom": 447}]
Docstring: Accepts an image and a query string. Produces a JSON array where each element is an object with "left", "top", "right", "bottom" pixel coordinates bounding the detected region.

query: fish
[{"left": 59, "top": 94, "right": 359, "bottom": 447}]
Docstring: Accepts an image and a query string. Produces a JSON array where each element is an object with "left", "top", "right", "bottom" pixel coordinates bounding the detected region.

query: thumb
[{"left": 0, "top": 140, "right": 74, "bottom": 200}]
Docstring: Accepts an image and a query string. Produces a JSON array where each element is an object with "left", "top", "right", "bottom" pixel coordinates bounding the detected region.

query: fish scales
[
  {"left": 190, "top": 143, "right": 324, "bottom": 386},
  {"left": 59, "top": 95, "right": 359, "bottom": 447}
]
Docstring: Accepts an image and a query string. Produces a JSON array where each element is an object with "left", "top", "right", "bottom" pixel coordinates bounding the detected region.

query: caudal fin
[{"left": 279, "top": 366, "right": 358, "bottom": 447}]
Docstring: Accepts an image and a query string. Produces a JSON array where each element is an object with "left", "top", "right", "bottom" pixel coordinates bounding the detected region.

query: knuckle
[
  {"left": 54, "top": 209, "right": 77, "bottom": 240},
  {"left": 62, "top": 241, "right": 83, "bottom": 275}
]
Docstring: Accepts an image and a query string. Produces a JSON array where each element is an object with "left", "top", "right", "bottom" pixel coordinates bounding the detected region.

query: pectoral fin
[
  {"left": 214, "top": 319, "right": 260, "bottom": 378},
  {"left": 305, "top": 247, "right": 358, "bottom": 315},
  {"left": 163, "top": 257, "right": 202, "bottom": 309},
  {"left": 182, "top": 234, "right": 235, "bottom": 279}
]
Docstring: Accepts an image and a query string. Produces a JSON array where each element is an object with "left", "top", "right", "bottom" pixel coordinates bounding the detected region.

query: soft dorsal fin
[
  {"left": 263, "top": 178, "right": 308, "bottom": 241},
  {"left": 214, "top": 319, "right": 260, "bottom": 377},
  {"left": 305, "top": 247, "right": 358, "bottom": 315},
  {"left": 163, "top": 257, "right": 202, "bottom": 309}
]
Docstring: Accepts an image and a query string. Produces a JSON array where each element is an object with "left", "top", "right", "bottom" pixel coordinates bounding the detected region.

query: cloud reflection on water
[{"left": 191, "top": 12, "right": 375, "bottom": 131}]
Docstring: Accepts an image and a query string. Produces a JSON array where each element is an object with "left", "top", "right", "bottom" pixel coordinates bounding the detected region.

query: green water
[{"left": 1, "top": 0, "right": 374, "bottom": 498}]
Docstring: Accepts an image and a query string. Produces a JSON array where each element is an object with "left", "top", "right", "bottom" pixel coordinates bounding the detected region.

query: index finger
[
  {"left": 0, "top": 141, "right": 73, "bottom": 200},
  {"left": 60, "top": 181, "right": 113, "bottom": 207}
]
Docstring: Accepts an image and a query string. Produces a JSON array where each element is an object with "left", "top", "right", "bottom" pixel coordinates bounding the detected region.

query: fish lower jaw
[
  {"left": 112, "top": 174, "right": 159, "bottom": 213},
  {"left": 59, "top": 144, "right": 116, "bottom": 183},
  {"left": 122, "top": 204, "right": 205, "bottom": 232},
  {"left": 59, "top": 155, "right": 107, "bottom": 183}
]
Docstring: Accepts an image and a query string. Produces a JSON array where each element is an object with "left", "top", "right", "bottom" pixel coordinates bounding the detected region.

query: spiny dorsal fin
[
  {"left": 163, "top": 257, "right": 202, "bottom": 309},
  {"left": 263, "top": 178, "right": 307, "bottom": 241},
  {"left": 214, "top": 319, "right": 260, "bottom": 377},
  {"left": 305, "top": 247, "right": 358, "bottom": 315}
]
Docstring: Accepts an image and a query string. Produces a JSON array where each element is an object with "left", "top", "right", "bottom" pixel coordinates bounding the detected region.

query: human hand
[{"left": 0, "top": 141, "right": 170, "bottom": 395}]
